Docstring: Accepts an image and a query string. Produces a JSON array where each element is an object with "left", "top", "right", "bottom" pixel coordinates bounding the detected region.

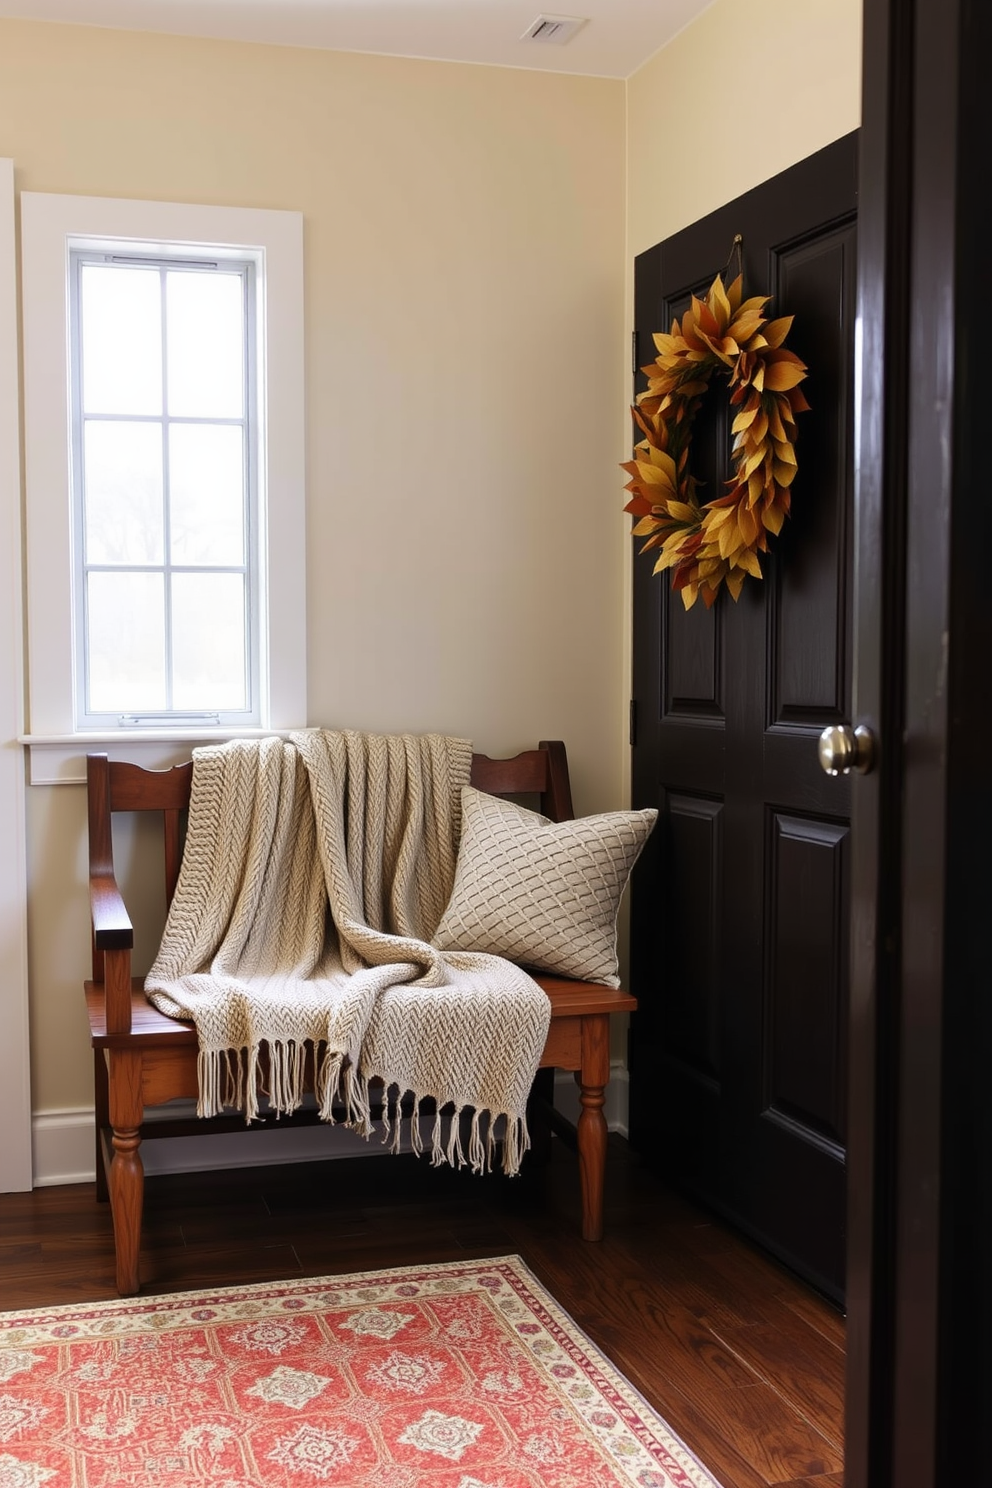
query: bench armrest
[{"left": 90, "top": 872, "right": 134, "bottom": 950}]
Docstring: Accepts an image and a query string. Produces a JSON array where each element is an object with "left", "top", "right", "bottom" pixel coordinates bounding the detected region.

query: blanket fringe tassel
[{"left": 196, "top": 1043, "right": 531, "bottom": 1178}]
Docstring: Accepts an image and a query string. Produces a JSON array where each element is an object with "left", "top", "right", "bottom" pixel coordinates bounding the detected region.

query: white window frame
[
  {"left": 20, "top": 193, "right": 306, "bottom": 784},
  {"left": 0, "top": 158, "right": 32, "bottom": 1191}
]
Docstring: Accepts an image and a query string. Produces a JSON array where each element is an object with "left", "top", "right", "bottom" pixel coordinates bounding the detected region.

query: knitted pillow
[{"left": 432, "top": 786, "right": 658, "bottom": 987}]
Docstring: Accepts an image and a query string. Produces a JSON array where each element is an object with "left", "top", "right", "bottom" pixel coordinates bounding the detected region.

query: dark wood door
[{"left": 628, "top": 132, "right": 859, "bottom": 1302}]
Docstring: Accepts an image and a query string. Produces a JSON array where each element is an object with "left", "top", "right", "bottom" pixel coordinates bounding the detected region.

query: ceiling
[{"left": 0, "top": 0, "right": 716, "bottom": 79}]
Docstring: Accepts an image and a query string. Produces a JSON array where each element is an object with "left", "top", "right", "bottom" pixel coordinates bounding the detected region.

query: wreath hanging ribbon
[{"left": 622, "top": 272, "right": 809, "bottom": 610}]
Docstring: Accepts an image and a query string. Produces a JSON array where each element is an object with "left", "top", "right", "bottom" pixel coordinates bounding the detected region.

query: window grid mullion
[
  {"left": 241, "top": 266, "right": 254, "bottom": 716},
  {"left": 160, "top": 265, "right": 174, "bottom": 714},
  {"left": 75, "top": 410, "right": 245, "bottom": 428}
]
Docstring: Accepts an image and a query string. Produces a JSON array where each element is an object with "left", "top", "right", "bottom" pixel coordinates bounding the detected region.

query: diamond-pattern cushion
[{"left": 432, "top": 787, "right": 658, "bottom": 987}]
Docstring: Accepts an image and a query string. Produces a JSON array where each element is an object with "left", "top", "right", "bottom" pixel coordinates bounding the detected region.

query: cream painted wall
[
  {"left": 0, "top": 18, "right": 627, "bottom": 1113},
  {"left": 627, "top": 0, "right": 863, "bottom": 258}
]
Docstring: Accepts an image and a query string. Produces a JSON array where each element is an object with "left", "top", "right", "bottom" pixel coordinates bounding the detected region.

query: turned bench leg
[
  {"left": 108, "top": 1051, "right": 144, "bottom": 1296},
  {"left": 575, "top": 1014, "right": 609, "bottom": 1241}
]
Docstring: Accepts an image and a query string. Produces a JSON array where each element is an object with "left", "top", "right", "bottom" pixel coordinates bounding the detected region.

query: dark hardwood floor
[{"left": 0, "top": 1134, "right": 844, "bottom": 1488}]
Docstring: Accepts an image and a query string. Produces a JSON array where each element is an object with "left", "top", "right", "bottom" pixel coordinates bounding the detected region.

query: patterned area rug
[{"left": 0, "top": 1254, "right": 724, "bottom": 1487}]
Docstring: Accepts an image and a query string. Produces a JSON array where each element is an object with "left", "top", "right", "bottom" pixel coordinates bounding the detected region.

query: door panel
[
  {"left": 662, "top": 793, "right": 723, "bottom": 1081},
  {"left": 765, "top": 810, "right": 848, "bottom": 1146},
  {"left": 629, "top": 132, "right": 858, "bottom": 1301}
]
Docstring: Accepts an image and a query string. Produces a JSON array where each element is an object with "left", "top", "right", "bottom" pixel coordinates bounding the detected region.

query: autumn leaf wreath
[{"left": 622, "top": 273, "right": 809, "bottom": 611}]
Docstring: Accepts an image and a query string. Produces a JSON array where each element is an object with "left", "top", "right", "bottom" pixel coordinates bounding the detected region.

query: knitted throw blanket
[{"left": 145, "top": 731, "right": 551, "bottom": 1175}]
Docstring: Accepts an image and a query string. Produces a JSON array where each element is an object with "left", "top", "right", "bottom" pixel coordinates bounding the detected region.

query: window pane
[
  {"left": 167, "top": 270, "right": 244, "bottom": 419},
  {"left": 81, "top": 265, "right": 162, "bottom": 416},
  {"left": 87, "top": 571, "right": 166, "bottom": 712},
  {"left": 172, "top": 572, "right": 246, "bottom": 710},
  {"left": 169, "top": 423, "right": 245, "bottom": 565},
  {"left": 84, "top": 420, "right": 164, "bottom": 565}
]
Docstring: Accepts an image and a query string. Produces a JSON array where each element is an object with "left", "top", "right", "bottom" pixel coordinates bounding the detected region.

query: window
[
  {"left": 71, "top": 248, "right": 260, "bottom": 728},
  {"left": 20, "top": 193, "right": 305, "bottom": 781}
]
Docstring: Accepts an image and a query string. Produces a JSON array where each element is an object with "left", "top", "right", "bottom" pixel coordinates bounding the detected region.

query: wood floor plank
[
  {"left": 138, "top": 1242, "right": 304, "bottom": 1294},
  {"left": 777, "top": 1279, "right": 847, "bottom": 1349},
  {"left": 530, "top": 1242, "right": 764, "bottom": 1396},
  {"left": 0, "top": 1242, "right": 42, "bottom": 1270},
  {"left": 712, "top": 1317, "right": 846, "bottom": 1450},
  {"left": 775, "top": 1475, "right": 845, "bottom": 1487},
  {"left": 661, "top": 1380, "right": 843, "bottom": 1482}
]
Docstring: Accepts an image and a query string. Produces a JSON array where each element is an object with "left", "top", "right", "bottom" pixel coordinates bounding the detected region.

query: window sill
[{"left": 20, "top": 729, "right": 302, "bottom": 785}]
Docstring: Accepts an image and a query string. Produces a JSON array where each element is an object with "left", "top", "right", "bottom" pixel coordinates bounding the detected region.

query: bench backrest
[{"left": 87, "top": 740, "right": 574, "bottom": 982}]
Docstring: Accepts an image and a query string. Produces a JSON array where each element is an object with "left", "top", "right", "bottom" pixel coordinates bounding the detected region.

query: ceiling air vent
[{"left": 520, "top": 14, "right": 587, "bottom": 46}]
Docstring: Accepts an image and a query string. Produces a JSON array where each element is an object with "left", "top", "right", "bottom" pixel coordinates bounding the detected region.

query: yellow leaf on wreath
[
  {"left": 763, "top": 359, "right": 807, "bottom": 392},
  {"left": 697, "top": 336, "right": 736, "bottom": 368},
  {"left": 761, "top": 315, "right": 795, "bottom": 349},
  {"left": 728, "top": 312, "right": 764, "bottom": 345},
  {"left": 667, "top": 501, "right": 699, "bottom": 523},
  {"left": 738, "top": 504, "right": 759, "bottom": 545},
  {"left": 737, "top": 548, "right": 763, "bottom": 578},
  {"left": 646, "top": 448, "right": 680, "bottom": 477},
  {"left": 738, "top": 293, "right": 771, "bottom": 319},
  {"left": 742, "top": 445, "right": 766, "bottom": 480},
  {"left": 772, "top": 460, "right": 798, "bottom": 487},
  {"left": 705, "top": 506, "right": 733, "bottom": 528},
  {"left": 732, "top": 403, "right": 759, "bottom": 433},
  {"left": 762, "top": 503, "right": 786, "bottom": 536},
  {"left": 710, "top": 276, "right": 732, "bottom": 325},
  {"left": 718, "top": 520, "right": 740, "bottom": 559}
]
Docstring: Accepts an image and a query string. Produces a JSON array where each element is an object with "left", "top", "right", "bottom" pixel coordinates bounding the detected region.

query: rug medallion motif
[{"left": 0, "top": 1254, "right": 723, "bottom": 1487}]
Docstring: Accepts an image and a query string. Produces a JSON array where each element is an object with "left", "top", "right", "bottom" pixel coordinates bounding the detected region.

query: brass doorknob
[{"left": 818, "top": 723, "right": 876, "bottom": 777}]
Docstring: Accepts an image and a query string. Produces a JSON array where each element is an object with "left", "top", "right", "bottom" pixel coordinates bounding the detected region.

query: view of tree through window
[{"left": 72, "top": 253, "right": 256, "bottom": 724}]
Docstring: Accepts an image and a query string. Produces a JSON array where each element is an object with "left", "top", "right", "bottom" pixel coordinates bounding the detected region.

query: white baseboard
[
  {"left": 31, "top": 1066, "right": 630, "bottom": 1188},
  {"left": 32, "top": 1108, "right": 96, "bottom": 1188}
]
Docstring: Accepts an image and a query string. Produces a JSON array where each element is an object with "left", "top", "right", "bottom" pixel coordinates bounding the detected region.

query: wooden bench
[{"left": 85, "top": 740, "right": 637, "bottom": 1295}]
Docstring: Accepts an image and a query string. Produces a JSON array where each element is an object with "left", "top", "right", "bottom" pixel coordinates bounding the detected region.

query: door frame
[{"left": 846, "top": 1, "right": 992, "bottom": 1482}]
